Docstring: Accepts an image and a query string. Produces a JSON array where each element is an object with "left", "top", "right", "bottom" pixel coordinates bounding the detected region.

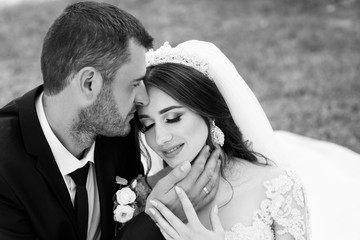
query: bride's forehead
[
  {"left": 139, "top": 87, "right": 182, "bottom": 113},
  {"left": 148, "top": 87, "right": 178, "bottom": 104}
]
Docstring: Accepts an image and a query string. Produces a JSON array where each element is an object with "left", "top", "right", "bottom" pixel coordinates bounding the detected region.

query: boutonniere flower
[{"left": 113, "top": 175, "right": 152, "bottom": 235}]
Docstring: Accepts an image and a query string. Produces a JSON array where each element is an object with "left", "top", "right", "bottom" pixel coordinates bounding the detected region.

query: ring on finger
[{"left": 203, "top": 186, "right": 210, "bottom": 195}]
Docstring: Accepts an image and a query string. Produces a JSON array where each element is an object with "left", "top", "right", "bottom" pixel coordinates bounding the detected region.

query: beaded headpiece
[{"left": 146, "top": 42, "right": 211, "bottom": 79}]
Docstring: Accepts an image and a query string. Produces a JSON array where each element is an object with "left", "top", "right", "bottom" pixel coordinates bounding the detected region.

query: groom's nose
[{"left": 134, "top": 81, "right": 149, "bottom": 106}]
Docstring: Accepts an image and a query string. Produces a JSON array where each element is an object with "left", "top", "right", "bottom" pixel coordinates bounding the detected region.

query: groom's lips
[{"left": 127, "top": 109, "right": 136, "bottom": 120}]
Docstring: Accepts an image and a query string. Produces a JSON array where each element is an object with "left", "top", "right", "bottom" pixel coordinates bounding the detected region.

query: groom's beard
[{"left": 71, "top": 86, "right": 130, "bottom": 148}]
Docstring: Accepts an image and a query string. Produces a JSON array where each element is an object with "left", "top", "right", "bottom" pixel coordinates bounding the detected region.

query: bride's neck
[
  {"left": 196, "top": 158, "right": 251, "bottom": 229},
  {"left": 196, "top": 176, "right": 233, "bottom": 229}
]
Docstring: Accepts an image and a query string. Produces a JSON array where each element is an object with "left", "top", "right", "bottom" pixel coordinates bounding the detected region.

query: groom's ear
[{"left": 78, "top": 66, "right": 103, "bottom": 101}]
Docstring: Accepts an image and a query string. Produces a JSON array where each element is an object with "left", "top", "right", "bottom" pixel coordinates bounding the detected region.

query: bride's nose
[{"left": 155, "top": 124, "right": 172, "bottom": 146}]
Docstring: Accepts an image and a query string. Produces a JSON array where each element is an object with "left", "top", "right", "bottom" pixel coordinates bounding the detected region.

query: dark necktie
[{"left": 69, "top": 162, "right": 90, "bottom": 240}]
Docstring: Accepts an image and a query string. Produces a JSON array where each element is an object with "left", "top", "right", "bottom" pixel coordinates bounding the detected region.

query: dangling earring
[{"left": 210, "top": 120, "right": 225, "bottom": 147}]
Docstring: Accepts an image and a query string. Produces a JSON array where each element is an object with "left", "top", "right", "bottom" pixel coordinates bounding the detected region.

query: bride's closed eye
[
  {"left": 166, "top": 115, "right": 181, "bottom": 123},
  {"left": 140, "top": 115, "right": 183, "bottom": 133}
]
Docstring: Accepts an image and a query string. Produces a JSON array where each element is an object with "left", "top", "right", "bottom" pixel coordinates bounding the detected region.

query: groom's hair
[{"left": 41, "top": 1, "right": 153, "bottom": 95}]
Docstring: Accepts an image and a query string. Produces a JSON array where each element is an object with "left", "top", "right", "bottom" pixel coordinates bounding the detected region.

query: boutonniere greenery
[{"left": 113, "top": 174, "right": 151, "bottom": 235}]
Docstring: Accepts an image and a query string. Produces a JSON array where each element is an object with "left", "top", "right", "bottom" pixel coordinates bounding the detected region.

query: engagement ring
[{"left": 203, "top": 186, "right": 209, "bottom": 195}]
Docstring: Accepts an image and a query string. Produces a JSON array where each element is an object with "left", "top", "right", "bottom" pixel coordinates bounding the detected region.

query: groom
[{"left": 0, "top": 2, "right": 220, "bottom": 240}]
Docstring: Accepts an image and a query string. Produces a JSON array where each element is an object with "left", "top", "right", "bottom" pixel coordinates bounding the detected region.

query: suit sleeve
[
  {"left": 113, "top": 212, "right": 164, "bottom": 240},
  {"left": 0, "top": 174, "right": 36, "bottom": 240}
]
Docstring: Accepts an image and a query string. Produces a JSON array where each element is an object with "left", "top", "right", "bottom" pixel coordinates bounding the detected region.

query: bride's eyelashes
[
  {"left": 140, "top": 115, "right": 183, "bottom": 133},
  {"left": 165, "top": 115, "right": 181, "bottom": 123}
]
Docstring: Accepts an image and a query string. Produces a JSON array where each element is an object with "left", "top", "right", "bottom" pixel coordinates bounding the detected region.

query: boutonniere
[{"left": 113, "top": 174, "right": 152, "bottom": 235}]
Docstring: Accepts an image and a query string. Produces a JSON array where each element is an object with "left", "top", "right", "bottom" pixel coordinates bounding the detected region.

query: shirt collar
[{"left": 35, "top": 92, "right": 95, "bottom": 176}]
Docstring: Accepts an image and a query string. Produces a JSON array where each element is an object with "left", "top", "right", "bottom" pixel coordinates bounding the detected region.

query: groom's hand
[
  {"left": 178, "top": 145, "right": 222, "bottom": 210},
  {"left": 145, "top": 145, "right": 221, "bottom": 221}
]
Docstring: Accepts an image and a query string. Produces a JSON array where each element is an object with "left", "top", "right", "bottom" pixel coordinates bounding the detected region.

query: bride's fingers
[
  {"left": 210, "top": 205, "right": 225, "bottom": 234},
  {"left": 150, "top": 207, "right": 180, "bottom": 240},
  {"left": 157, "top": 223, "right": 175, "bottom": 240},
  {"left": 174, "top": 186, "right": 202, "bottom": 226},
  {"left": 150, "top": 200, "right": 187, "bottom": 234}
]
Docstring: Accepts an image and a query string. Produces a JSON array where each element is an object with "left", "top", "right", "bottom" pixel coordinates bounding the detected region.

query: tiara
[{"left": 146, "top": 41, "right": 211, "bottom": 79}]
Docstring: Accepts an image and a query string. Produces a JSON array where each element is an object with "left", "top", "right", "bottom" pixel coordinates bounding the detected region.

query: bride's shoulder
[
  {"left": 256, "top": 164, "right": 304, "bottom": 189},
  {"left": 234, "top": 161, "right": 304, "bottom": 192}
]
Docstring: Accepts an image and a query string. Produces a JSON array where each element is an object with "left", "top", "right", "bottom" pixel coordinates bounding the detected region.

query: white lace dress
[
  {"left": 144, "top": 131, "right": 360, "bottom": 239},
  {"left": 225, "top": 170, "right": 310, "bottom": 240}
]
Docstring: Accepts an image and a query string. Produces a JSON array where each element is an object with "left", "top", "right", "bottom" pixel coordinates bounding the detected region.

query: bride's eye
[{"left": 166, "top": 115, "right": 181, "bottom": 123}]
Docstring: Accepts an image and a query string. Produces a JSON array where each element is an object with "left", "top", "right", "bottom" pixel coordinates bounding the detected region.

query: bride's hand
[{"left": 149, "top": 186, "right": 225, "bottom": 240}]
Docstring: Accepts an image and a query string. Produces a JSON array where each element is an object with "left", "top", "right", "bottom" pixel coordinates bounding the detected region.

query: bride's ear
[{"left": 205, "top": 118, "right": 215, "bottom": 151}]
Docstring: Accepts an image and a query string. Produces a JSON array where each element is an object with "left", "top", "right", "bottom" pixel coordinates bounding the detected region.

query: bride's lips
[{"left": 161, "top": 143, "right": 184, "bottom": 159}]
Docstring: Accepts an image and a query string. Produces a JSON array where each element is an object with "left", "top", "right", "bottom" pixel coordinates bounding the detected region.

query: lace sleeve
[{"left": 264, "top": 170, "right": 310, "bottom": 240}]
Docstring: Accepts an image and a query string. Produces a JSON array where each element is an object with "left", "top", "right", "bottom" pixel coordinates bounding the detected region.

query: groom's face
[{"left": 82, "top": 40, "right": 149, "bottom": 137}]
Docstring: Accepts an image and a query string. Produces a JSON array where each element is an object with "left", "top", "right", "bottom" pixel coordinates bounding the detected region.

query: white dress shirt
[{"left": 35, "top": 92, "right": 101, "bottom": 240}]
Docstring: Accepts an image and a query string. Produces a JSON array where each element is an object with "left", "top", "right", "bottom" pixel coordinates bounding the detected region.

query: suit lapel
[
  {"left": 94, "top": 125, "right": 143, "bottom": 240},
  {"left": 94, "top": 137, "right": 117, "bottom": 240},
  {"left": 18, "top": 86, "right": 78, "bottom": 232}
]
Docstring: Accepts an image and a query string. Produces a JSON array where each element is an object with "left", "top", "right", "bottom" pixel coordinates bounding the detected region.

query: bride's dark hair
[{"left": 137, "top": 62, "right": 268, "bottom": 175}]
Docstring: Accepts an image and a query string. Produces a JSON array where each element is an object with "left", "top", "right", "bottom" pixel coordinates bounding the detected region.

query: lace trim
[
  {"left": 264, "top": 170, "right": 308, "bottom": 240},
  {"left": 224, "top": 169, "right": 309, "bottom": 240}
]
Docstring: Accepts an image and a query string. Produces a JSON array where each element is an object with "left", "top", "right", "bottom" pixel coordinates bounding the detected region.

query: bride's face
[{"left": 137, "top": 87, "right": 209, "bottom": 168}]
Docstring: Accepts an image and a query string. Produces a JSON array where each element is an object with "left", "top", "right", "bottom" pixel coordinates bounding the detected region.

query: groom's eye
[
  {"left": 132, "top": 80, "right": 142, "bottom": 88},
  {"left": 140, "top": 123, "right": 154, "bottom": 133}
]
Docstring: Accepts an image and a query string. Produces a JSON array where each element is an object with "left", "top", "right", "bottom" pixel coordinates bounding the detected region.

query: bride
[
  {"left": 137, "top": 40, "right": 309, "bottom": 240},
  {"left": 137, "top": 40, "right": 360, "bottom": 240}
]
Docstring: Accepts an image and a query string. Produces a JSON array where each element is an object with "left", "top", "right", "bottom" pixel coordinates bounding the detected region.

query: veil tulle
[
  {"left": 143, "top": 40, "right": 360, "bottom": 239},
  {"left": 142, "top": 40, "right": 289, "bottom": 173},
  {"left": 175, "top": 40, "right": 288, "bottom": 166},
  {"left": 167, "top": 40, "right": 360, "bottom": 240}
]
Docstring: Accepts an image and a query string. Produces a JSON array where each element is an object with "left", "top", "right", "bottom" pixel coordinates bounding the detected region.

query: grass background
[{"left": 0, "top": 0, "right": 359, "bottom": 153}]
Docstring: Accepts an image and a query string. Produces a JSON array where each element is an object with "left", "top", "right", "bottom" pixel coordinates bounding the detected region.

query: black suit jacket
[{"left": 0, "top": 86, "right": 163, "bottom": 240}]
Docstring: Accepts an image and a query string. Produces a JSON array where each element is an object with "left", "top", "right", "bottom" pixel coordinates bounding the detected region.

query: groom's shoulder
[
  {"left": 0, "top": 87, "right": 43, "bottom": 165},
  {"left": 0, "top": 107, "right": 33, "bottom": 182},
  {"left": 0, "top": 98, "right": 22, "bottom": 150},
  {"left": 0, "top": 96, "right": 21, "bottom": 122},
  {"left": 0, "top": 86, "right": 41, "bottom": 130}
]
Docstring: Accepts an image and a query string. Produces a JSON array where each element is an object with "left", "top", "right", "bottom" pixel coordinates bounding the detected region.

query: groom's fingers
[
  {"left": 177, "top": 145, "right": 210, "bottom": 190},
  {"left": 194, "top": 147, "right": 221, "bottom": 193},
  {"left": 191, "top": 147, "right": 221, "bottom": 209},
  {"left": 158, "top": 161, "right": 191, "bottom": 193},
  {"left": 201, "top": 156, "right": 221, "bottom": 205}
]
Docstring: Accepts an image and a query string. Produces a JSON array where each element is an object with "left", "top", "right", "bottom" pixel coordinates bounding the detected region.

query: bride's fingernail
[
  {"left": 150, "top": 200, "right": 157, "bottom": 207},
  {"left": 149, "top": 208, "right": 156, "bottom": 215},
  {"left": 205, "top": 145, "right": 210, "bottom": 152},
  {"left": 180, "top": 161, "right": 190, "bottom": 172},
  {"left": 175, "top": 186, "right": 182, "bottom": 194}
]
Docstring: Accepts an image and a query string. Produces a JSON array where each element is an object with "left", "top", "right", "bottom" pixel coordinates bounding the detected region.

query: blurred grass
[{"left": 0, "top": 0, "right": 359, "bottom": 153}]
